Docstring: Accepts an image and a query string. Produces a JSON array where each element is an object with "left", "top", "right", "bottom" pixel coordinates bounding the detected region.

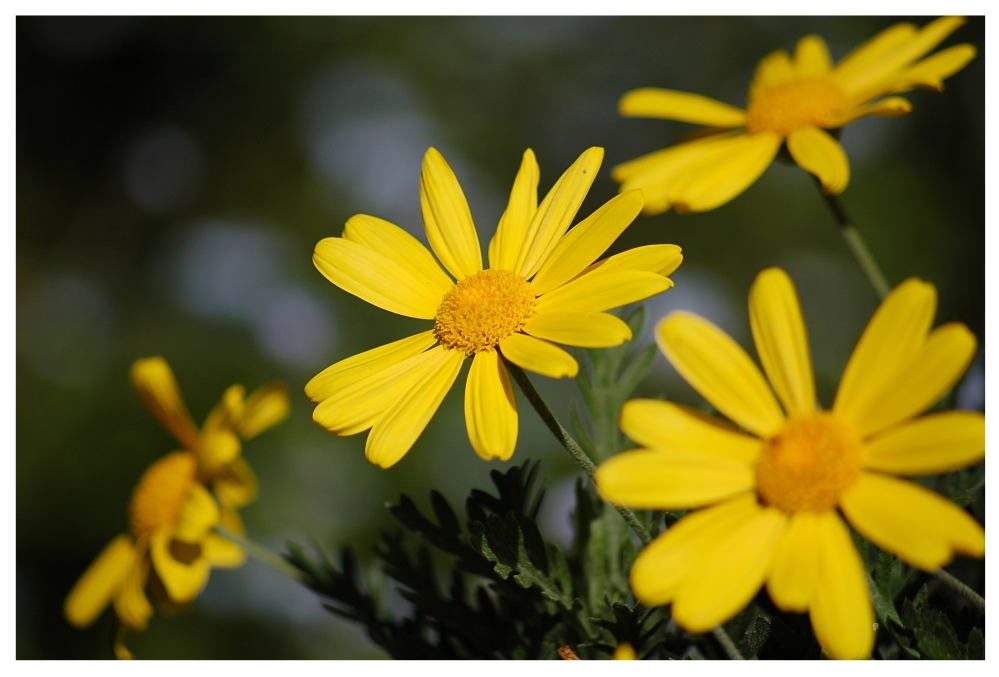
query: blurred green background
[{"left": 17, "top": 16, "right": 983, "bottom": 659}]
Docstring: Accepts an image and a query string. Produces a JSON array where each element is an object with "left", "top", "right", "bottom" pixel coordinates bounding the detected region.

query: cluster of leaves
[{"left": 284, "top": 307, "right": 984, "bottom": 660}]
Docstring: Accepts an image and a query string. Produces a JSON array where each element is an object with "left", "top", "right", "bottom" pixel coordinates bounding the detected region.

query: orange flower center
[
  {"left": 745, "top": 78, "right": 846, "bottom": 135},
  {"left": 755, "top": 413, "right": 862, "bottom": 513},
  {"left": 128, "top": 452, "right": 197, "bottom": 538},
  {"left": 434, "top": 269, "right": 537, "bottom": 355}
]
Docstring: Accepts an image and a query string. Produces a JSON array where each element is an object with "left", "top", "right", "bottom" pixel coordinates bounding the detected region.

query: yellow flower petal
[
  {"left": 749, "top": 49, "right": 795, "bottom": 100},
  {"left": 365, "top": 347, "right": 464, "bottom": 468},
  {"left": 884, "top": 44, "right": 977, "bottom": 94},
  {"left": 840, "top": 472, "right": 985, "bottom": 570},
  {"left": 202, "top": 384, "right": 244, "bottom": 436},
  {"left": 464, "top": 350, "right": 518, "bottom": 461},
  {"left": 849, "top": 323, "right": 976, "bottom": 437},
  {"left": 826, "top": 96, "right": 913, "bottom": 127},
  {"left": 203, "top": 507, "right": 246, "bottom": 569},
  {"left": 64, "top": 534, "right": 136, "bottom": 628},
  {"left": 173, "top": 484, "right": 220, "bottom": 543},
  {"left": 748, "top": 267, "right": 816, "bottom": 417},
  {"left": 214, "top": 457, "right": 258, "bottom": 508},
  {"left": 305, "top": 331, "right": 437, "bottom": 403},
  {"left": 794, "top": 35, "right": 833, "bottom": 77},
  {"left": 489, "top": 149, "right": 539, "bottom": 271},
  {"left": 786, "top": 127, "right": 850, "bottom": 194},
  {"left": 667, "top": 131, "right": 782, "bottom": 212},
  {"left": 515, "top": 147, "right": 603, "bottom": 279},
  {"left": 672, "top": 505, "right": 786, "bottom": 633},
  {"left": 833, "top": 22, "right": 917, "bottom": 87},
  {"left": 531, "top": 190, "right": 645, "bottom": 295},
  {"left": 767, "top": 511, "right": 822, "bottom": 612},
  {"left": 149, "top": 529, "right": 210, "bottom": 604},
  {"left": 595, "top": 449, "right": 755, "bottom": 510},
  {"left": 618, "top": 88, "right": 746, "bottom": 127},
  {"left": 536, "top": 270, "right": 672, "bottom": 314},
  {"left": 237, "top": 383, "right": 290, "bottom": 440},
  {"left": 312, "top": 344, "right": 442, "bottom": 436},
  {"left": 420, "top": 147, "right": 482, "bottom": 280},
  {"left": 196, "top": 429, "right": 241, "bottom": 479},
  {"left": 112, "top": 547, "right": 152, "bottom": 630},
  {"left": 130, "top": 357, "right": 200, "bottom": 450},
  {"left": 863, "top": 411, "right": 984, "bottom": 476},
  {"left": 656, "top": 312, "right": 784, "bottom": 438},
  {"left": 619, "top": 400, "right": 761, "bottom": 464},
  {"left": 582, "top": 243, "right": 683, "bottom": 277},
  {"left": 834, "top": 278, "right": 936, "bottom": 428},
  {"left": 343, "top": 213, "right": 454, "bottom": 298},
  {"left": 808, "top": 512, "right": 875, "bottom": 660},
  {"left": 498, "top": 333, "right": 578, "bottom": 379},
  {"left": 628, "top": 493, "right": 758, "bottom": 606},
  {"left": 313, "top": 237, "right": 443, "bottom": 319},
  {"left": 524, "top": 311, "right": 632, "bottom": 348},
  {"left": 842, "top": 17, "right": 968, "bottom": 102}
]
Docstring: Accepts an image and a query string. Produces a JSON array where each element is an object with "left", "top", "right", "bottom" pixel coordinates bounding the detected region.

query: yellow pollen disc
[
  {"left": 434, "top": 269, "right": 537, "bottom": 355},
  {"left": 129, "top": 452, "right": 197, "bottom": 539},
  {"left": 745, "top": 78, "right": 846, "bottom": 136},
  {"left": 755, "top": 413, "right": 862, "bottom": 514}
]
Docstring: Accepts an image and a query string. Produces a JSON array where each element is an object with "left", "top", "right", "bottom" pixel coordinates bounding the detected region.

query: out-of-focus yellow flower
[
  {"left": 307, "top": 147, "right": 681, "bottom": 468},
  {"left": 596, "top": 268, "right": 984, "bottom": 659},
  {"left": 614, "top": 17, "right": 976, "bottom": 214},
  {"left": 130, "top": 356, "right": 289, "bottom": 510},
  {"left": 613, "top": 642, "right": 637, "bottom": 660},
  {"left": 64, "top": 451, "right": 242, "bottom": 657}
]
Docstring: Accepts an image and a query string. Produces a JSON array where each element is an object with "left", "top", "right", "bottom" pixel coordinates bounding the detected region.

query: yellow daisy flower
[
  {"left": 307, "top": 146, "right": 682, "bottom": 468},
  {"left": 64, "top": 451, "right": 241, "bottom": 658},
  {"left": 595, "top": 268, "right": 984, "bottom": 659},
  {"left": 614, "top": 17, "right": 976, "bottom": 214},
  {"left": 130, "top": 356, "right": 290, "bottom": 511}
]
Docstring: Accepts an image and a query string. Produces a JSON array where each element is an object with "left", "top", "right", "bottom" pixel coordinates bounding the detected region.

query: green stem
[
  {"left": 934, "top": 568, "right": 985, "bottom": 611},
  {"left": 819, "top": 189, "right": 891, "bottom": 300},
  {"left": 215, "top": 526, "right": 308, "bottom": 584},
  {"left": 712, "top": 626, "right": 745, "bottom": 661},
  {"left": 504, "top": 360, "right": 653, "bottom": 546}
]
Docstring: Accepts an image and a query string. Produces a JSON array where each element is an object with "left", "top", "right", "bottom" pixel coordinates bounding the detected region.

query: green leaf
[
  {"left": 966, "top": 627, "right": 984, "bottom": 660},
  {"left": 745, "top": 616, "right": 772, "bottom": 657}
]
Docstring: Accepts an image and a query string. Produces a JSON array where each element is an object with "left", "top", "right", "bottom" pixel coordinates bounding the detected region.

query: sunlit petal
[
  {"left": 536, "top": 270, "right": 672, "bottom": 314},
  {"left": 786, "top": 127, "right": 850, "bottom": 194},
  {"left": 840, "top": 472, "right": 985, "bottom": 570},
  {"left": 313, "top": 237, "right": 442, "bottom": 319},
  {"left": 748, "top": 267, "right": 816, "bottom": 417},
  {"left": 365, "top": 348, "right": 465, "bottom": 468},
  {"left": 809, "top": 512, "right": 875, "bottom": 660},
  {"left": 619, "top": 400, "right": 761, "bottom": 464},
  {"left": 237, "top": 383, "right": 290, "bottom": 440},
  {"left": 672, "top": 505, "right": 786, "bottom": 633},
  {"left": 628, "top": 493, "right": 757, "bottom": 607},
  {"left": 863, "top": 411, "right": 984, "bottom": 475},
  {"left": 826, "top": 97, "right": 912, "bottom": 127},
  {"left": 883, "top": 44, "right": 977, "bottom": 93},
  {"left": 767, "top": 511, "right": 821, "bottom": 612},
  {"left": 657, "top": 312, "right": 784, "bottom": 438},
  {"left": 794, "top": 35, "right": 832, "bottom": 76},
  {"left": 64, "top": 535, "right": 136, "bottom": 628},
  {"left": 531, "top": 190, "right": 645, "bottom": 295},
  {"left": 305, "top": 331, "right": 437, "bottom": 403},
  {"left": 420, "top": 147, "right": 482, "bottom": 280},
  {"left": 149, "top": 529, "right": 210, "bottom": 604},
  {"left": 618, "top": 88, "right": 746, "bottom": 127},
  {"left": 489, "top": 149, "right": 539, "bottom": 271},
  {"left": 130, "top": 357, "right": 200, "bottom": 449},
  {"left": 516, "top": 147, "right": 603, "bottom": 278},
  {"left": 596, "top": 448, "right": 755, "bottom": 510},
  {"left": 465, "top": 351, "right": 518, "bottom": 460},
  {"left": 499, "top": 333, "right": 578, "bottom": 379},
  {"left": 524, "top": 311, "right": 632, "bottom": 348}
]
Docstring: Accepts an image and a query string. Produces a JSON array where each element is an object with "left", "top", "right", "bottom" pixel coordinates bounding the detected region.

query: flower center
[
  {"left": 434, "top": 269, "right": 537, "bottom": 355},
  {"left": 745, "top": 78, "right": 846, "bottom": 136},
  {"left": 129, "top": 452, "right": 197, "bottom": 539},
  {"left": 755, "top": 413, "right": 862, "bottom": 514}
]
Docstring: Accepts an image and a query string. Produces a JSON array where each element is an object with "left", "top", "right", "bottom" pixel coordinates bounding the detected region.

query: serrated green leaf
[
  {"left": 913, "top": 608, "right": 964, "bottom": 659},
  {"left": 868, "top": 567, "right": 904, "bottom": 629},
  {"left": 966, "top": 627, "right": 984, "bottom": 660}
]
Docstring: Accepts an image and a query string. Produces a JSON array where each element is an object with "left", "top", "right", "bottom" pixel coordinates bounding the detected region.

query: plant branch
[{"left": 818, "top": 187, "right": 890, "bottom": 300}]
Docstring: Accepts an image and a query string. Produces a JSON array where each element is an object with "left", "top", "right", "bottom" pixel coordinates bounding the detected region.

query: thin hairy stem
[
  {"left": 215, "top": 526, "right": 308, "bottom": 584},
  {"left": 935, "top": 568, "right": 985, "bottom": 610},
  {"left": 504, "top": 360, "right": 653, "bottom": 546},
  {"left": 818, "top": 188, "right": 891, "bottom": 300}
]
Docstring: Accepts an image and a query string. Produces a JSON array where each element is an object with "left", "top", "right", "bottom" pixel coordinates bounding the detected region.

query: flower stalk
[
  {"left": 215, "top": 526, "right": 308, "bottom": 584},
  {"left": 818, "top": 188, "right": 891, "bottom": 300}
]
